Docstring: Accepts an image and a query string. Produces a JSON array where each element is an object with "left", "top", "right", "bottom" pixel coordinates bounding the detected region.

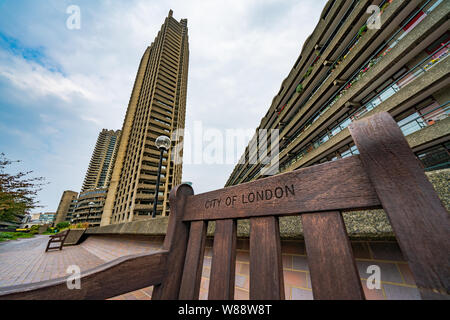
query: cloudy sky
[{"left": 0, "top": 0, "right": 327, "bottom": 212}]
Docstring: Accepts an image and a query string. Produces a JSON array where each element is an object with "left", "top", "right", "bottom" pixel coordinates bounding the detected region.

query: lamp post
[
  {"left": 152, "top": 135, "right": 171, "bottom": 218},
  {"left": 87, "top": 201, "right": 95, "bottom": 226}
]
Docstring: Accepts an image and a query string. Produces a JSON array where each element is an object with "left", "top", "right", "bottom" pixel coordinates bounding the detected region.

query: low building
[
  {"left": 65, "top": 198, "right": 78, "bottom": 223},
  {"left": 38, "top": 213, "right": 56, "bottom": 225},
  {"left": 54, "top": 191, "right": 79, "bottom": 225},
  {"left": 72, "top": 188, "right": 108, "bottom": 227}
]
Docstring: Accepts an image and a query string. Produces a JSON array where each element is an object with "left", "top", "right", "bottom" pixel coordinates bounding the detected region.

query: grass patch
[{"left": 0, "top": 232, "right": 35, "bottom": 242}]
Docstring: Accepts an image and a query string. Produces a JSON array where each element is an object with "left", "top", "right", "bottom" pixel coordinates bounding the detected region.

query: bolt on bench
[{"left": 0, "top": 112, "right": 448, "bottom": 300}]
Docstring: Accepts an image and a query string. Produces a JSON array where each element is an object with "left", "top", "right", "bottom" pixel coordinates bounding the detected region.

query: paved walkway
[
  {"left": 0, "top": 235, "right": 162, "bottom": 289},
  {"left": 0, "top": 235, "right": 420, "bottom": 300}
]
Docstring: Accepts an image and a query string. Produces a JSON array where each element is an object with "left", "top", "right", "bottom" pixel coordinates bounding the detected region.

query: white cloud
[
  {"left": 0, "top": 0, "right": 327, "bottom": 210},
  {"left": 0, "top": 54, "right": 95, "bottom": 102}
]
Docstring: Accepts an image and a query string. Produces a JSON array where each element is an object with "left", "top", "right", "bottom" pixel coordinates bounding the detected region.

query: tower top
[{"left": 168, "top": 9, "right": 173, "bottom": 17}]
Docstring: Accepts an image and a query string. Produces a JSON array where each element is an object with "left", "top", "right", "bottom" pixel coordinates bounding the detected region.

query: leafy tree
[{"left": 0, "top": 153, "right": 46, "bottom": 223}]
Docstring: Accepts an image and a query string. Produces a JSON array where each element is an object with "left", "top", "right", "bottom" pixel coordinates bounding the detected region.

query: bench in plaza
[
  {"left": 45, "top": 229, "right": 70, "bottom": 252},
  {"left": 0, "top": 112, "right": 448, "bottom": 300}
]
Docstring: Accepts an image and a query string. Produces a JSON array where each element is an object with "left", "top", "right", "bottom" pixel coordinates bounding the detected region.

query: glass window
[{"left": 417, "top": 144, "right": 450, "bottom": 171}]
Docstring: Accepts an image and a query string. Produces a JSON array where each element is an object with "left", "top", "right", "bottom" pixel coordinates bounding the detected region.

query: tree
[{"left": 0, "top": 153, "right": 46, "bottom": 223}]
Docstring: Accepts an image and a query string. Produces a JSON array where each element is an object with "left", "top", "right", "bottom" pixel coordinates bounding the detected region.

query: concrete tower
[{"left": 101, "top": 11, "right": 189, "bottom": 226}]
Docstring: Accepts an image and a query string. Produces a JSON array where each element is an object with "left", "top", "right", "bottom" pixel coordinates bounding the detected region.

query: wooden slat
[
  {"left": 179, "top": 221, "right": 207, "bottom": 299},
  {"left": 183, "top": 156, "right": 380, "bottom": 221},
  {"left": 208, "top": 219, "right": 237, "bottom": 300},
  {"left": 152, "top": 184, "right": 194, "bottom": 300},
  {"left": 302, "top": 211, "right": 365, "bottom": 300},
  {"left": 0, "top": 251, "right": 168, "bottom": 300},
  {"left": 249, "top": 216, "right": 284, "bottom": 300},
  {"left": 349, "top": 112, "right": 450, "bottom": 299}
]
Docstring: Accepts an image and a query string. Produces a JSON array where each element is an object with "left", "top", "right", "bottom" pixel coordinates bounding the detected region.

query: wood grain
[
  {"left": 249, "top": 216, "right": 285, "bottom": 300},
  {"left": 208, "top": 219, "right": 237, "bottom": 300},
  {"left": 183, "top": 156, "right": 380, "bottom": 221},
  {"left": 3, "top": 112, "right": 448, "bottom": 301},
  {"left": 179, "top": 221, "right": 207, "bottom": 299},
  {"left": 0, "top": 251, "right": 168, "bottom": 300},
  {"left": 349, "top": 111, "right": 450, "bottom": 299},
  {"left": 302, "top": 212, "right": 365, "bottom": 300},
  {"left": 152, "top": 184, "right": 193, "bottom": 300}
]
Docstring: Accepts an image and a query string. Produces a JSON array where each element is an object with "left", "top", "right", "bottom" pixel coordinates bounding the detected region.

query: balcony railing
[
  {"left": 398, "top": 102, "right": 450, "bottom": 136},
  {"left": 230, "top": 0, "right": 444, "bottom": 185},
  {"left": 279, "top": 44, "right": 449, "bottom": 172},
  {"left": 282, "top": 0, "right": 445, "bottom": 148}
]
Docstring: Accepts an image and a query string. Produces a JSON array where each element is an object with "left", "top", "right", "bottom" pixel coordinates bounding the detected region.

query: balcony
[{"left": 279, "top": 45, "right": 449, "bottom": 172}]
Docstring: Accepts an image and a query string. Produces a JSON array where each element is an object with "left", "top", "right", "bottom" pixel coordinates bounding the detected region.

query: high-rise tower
[
  {"left": 69, "top": 129, "right": 121, "bottom": 227},
  {"left": 81, "top": 129, "right": 121, "bottom": 192},
  {"left": 101, "top": 10, "right": 189, "bottom": 226}
]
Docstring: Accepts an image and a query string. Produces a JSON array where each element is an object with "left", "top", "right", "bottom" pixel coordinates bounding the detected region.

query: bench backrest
[
  {"left": 152, "top": 112, "right": 449, "bottom": 300},
  {"left": 1, "top": 112, "right": 448, "bottom": 300}
]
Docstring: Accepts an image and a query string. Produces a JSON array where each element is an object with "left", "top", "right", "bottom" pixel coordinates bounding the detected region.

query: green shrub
[
  {"left": 381, "top": 2, "right": 390, "bottom": 12},
  {"left": 0, "top": 232, "right": 14, "bottom": 239},
  {"left": 56, "top": 222, "right": 70, "bottom": 229},
  {"left": 29, "top": 225, "right": 40, "bottom": 234},
  {"left": 358, "top": 25, "right": 367, "bottom": 37},
  {"left": 0, "top": 232, "right": 34, "bottom": 240}
]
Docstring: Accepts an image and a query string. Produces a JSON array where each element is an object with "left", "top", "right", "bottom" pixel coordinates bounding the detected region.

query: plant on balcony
[
  {"left": 357, "top": 25, "right": 368, "bottom": 38},
  {"left": 304, "top": 66, "right": 313, "bottom": 78},
  {"left": 296, "top": 83, "right": 304, "bottom": 93},
  {"left": 380, "top": 1, "right": 392, "bottom": 14}
]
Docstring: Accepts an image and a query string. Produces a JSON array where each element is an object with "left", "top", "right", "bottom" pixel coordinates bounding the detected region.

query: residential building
[
  {"left": 101, "top": 10, "right": 189, "bottom": 225},
  {"left": 72, "top": 188, "right": 108, "bottom": 227},
  {"left": 64, "top": 198, "right": 78, "bottom": 223},
  {"left": 81, "top": 129, "right": 121, "bottom": 192},
  {"left": 39, "top": 213, "right": 56, "bottom": 225},
  {"left": 54, "top": 190, "right": 78, "bottom": 225},
  {"left": 226, "top": 0, "right": 449, "bottom": 187}
]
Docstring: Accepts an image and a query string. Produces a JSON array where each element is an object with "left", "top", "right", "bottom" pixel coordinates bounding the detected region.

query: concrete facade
[
  {"left": 72, "top": 188, "right": 108, "bottom": 227},
  {"left": 54, "top": 190, "right": 78, "bottom": 225},
  {"left": 101, "top": 10, "right": 189, "bottom": 226},
  {"left": 226, "top": 0, "right": 450, "bottom": 186},
  {"left": 81, "top": 129, "right": 121, "bottom": 192}
]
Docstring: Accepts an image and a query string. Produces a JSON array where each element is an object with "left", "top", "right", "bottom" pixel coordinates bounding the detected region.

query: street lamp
[
  {"left": 152, "top": 135, "right": 171, "bottom": 218},
  {"left": 88, "top": 201, "right": 95, "bottom": 226}
]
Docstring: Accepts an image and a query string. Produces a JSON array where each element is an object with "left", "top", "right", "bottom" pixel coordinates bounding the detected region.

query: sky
[{"left": 0, "top": 0, "right": 328, "bottom": 213}]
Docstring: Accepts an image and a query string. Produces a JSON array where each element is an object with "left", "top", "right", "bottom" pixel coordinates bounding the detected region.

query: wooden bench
[
  {"left": 45, "top": 229, "right": 70, "bottom": 252},
  {"left": 0, "top": 112, "right": 448, "bottom": 300}
]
